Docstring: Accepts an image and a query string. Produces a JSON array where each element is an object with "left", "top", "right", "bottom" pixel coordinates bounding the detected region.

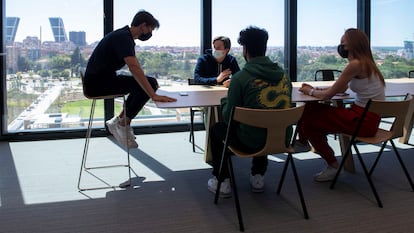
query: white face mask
[{"left": 213, "top": 50, "right": 225, "bottom": 59}]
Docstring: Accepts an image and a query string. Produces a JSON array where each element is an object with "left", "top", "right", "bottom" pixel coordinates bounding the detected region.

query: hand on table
[
  {"left": 222, "top": 79, "right": 231, "bottom": 88},
  {"left": 299, "top": 83, "right": 314, "bottom": 95},
  {"left": 152, "top": 94, "right": 177, "bottom": 102}
]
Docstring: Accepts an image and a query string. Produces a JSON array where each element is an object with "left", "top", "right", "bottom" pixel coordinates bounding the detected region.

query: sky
[{"left": 6, "top": 0, "right": 414, "bottom": 47}]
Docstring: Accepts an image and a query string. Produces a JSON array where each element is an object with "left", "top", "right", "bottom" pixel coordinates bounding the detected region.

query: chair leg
[
  {"left": 78, "top": 97, "right": 132, "bottom": 191},
  {"left": 227, "top": 156, "right": 245, "bottom": 232},
  {"left": 276, "top": 155, "right": 290, "bottom": 194},
  {"left": 287, "top": 153, "right": 309, "bottom": 219},
  {"left": 214, "top": 153, "right": 244, "bottom": 231},
  {"left": 189, "top": 108, "right": 196, "bottom": 152},
  {"left": 368, "top": 142, "right": 387, "bottom": 176},
  {"left": 353, "top": 145, "right": 383, "bottom": 208},
  {"left": 122, "top": 96, "right": 132, "bottom": 188},
  {"left": 331, "top": 142, "right": 383, "bottom": 207},
  {"left": 330, "top": 141, "right": 353, "bottom": 190},
  {"left": 390, "top": 140, "right": 414, "bottom": 191},
  {"left": 77, "top": 99, "right": 96, "bottom": 190}
]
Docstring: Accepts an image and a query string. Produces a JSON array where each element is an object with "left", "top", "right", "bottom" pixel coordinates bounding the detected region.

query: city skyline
[{"left": 6, "top": 0, "right": 414, "bottom": 47}]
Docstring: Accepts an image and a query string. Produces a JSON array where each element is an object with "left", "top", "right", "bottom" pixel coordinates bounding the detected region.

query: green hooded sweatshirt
[{"left": 221, "top": 56, "right": 292, "bottom": 150}]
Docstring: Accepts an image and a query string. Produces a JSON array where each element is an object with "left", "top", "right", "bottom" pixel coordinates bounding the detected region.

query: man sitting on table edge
[
  {"left": 207, "top": 26, "right": 292, "bottom": 197},
  {"left": 84, "top": 10, "right": 176, "bottom": 148}
]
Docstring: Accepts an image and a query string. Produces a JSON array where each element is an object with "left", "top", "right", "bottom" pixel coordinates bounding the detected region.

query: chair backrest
[
  {"left": 314, "top": 69, "right": 342, "bottom": 81},
  {"left": 368, "top": 95, "right": 413, "bottom": 139},
  {"left": 409, "top": 70, "right": 414, "bottom": 78},
  {"left": 228, "top": 105, "right": 305, "bottom": 157}
]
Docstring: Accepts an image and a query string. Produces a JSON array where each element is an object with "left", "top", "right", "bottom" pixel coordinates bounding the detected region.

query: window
[
  {"left": 3, "top": 0, "right": 201, "bottom": 134},
  {"left": 113, "top": 1, "right": 201, "bottom": 127},
  {"left": 4, "top": 0, "right": 102, "bottom": 133},
  {"left": 297, "top": 0, "right": 356, "bottom": 81},
  {"left": 212, "top": 0, "right": 284, "bottom": 68},
  {"left": 371, "top": 0, "right": 414, "bottom": 79}
]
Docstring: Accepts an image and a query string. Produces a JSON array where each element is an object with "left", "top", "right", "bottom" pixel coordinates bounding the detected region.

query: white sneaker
[
  {"left": 208, "top": 177, "right": 231, "bottom": 198},
  {"left": 314, "top": 166, "right": 343, "bottom": 182},
  {"left": 250, "top": 174, "right": 265, "bottom": 193},
  {"left": 106, "top": 116, "right": 124, "bottom": 143},
  {"left": 106, "top": 117, "right": 138, "bottom": 148},
  {"left": 125, "top": 125, "right": 138, "bottom": 148},
  {"left": 106, "top": 116, "right": 119, "bottom": 125}
]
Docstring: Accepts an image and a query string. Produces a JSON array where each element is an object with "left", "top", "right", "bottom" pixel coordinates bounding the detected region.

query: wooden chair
[
  {"left": 77, "top": 70, "right": 132, "bottom": 191},
  {"left": 330, "top": 95, "right": 414, "bottom": 208},
  {"left": 188, "top": 78, "right": 205, "bottom": 152},
  {"left": 214, "top": 105, "right": 309, "bottom": 231}
]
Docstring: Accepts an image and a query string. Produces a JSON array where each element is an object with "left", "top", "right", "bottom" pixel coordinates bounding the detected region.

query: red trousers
[{"left": 298, "top": 102, "right": 380, "bottom": 165}]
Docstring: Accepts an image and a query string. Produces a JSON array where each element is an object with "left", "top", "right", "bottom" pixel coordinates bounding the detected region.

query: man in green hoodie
[{"left": 207, "top": 26, "right": 292, "bottom": 197}]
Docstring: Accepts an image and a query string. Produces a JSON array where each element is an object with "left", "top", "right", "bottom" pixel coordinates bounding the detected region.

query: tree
[
  {"left": 49, "top": 55, "right": 71, "bottom": 71},
  {"left": 17, "top": 56, "right": 32, "bottom": 72},
  {"left": 38, "top": 69, "right": 51, "bottom": 78},
  {"left": 70, "top": 47, "right": 86, "bottom": 77}
]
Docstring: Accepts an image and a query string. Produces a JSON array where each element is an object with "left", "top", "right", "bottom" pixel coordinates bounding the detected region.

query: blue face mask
[{"left": 213, "top": 50, "right": 225, "bottom": 59}]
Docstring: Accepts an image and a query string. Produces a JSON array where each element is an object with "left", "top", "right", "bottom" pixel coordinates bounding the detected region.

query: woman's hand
[{"left": 299, "top": 83, "right": 314, "bottom": 95}]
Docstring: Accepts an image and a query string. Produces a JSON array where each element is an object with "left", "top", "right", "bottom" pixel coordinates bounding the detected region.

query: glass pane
[
  {"left": 113, "top": 1, "right": 201, "bottom": 126},
  {"left": 212, "top": 0, "right": 284, "bottom": 69},
  {"left": 297, "top": 0, "right": 356, "bottom": 81},
  {"left": 4, "top": 0, "right": 103, "bottom": 132},
  {"left": 371, "top": 0, "right": 414, "bottom": 79}
]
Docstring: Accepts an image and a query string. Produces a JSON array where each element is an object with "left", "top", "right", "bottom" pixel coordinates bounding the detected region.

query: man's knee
[{"left": 146, "top": 76, "right": 159, "bottom": 90}]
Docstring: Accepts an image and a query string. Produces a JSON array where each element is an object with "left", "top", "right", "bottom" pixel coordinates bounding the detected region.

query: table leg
[
  {"left": 399, "top": 96, "right": 414, "bottom": 144},
  {"left": 333, "top": 100, "right": 355, "bottom": 173},
  {"left": 204, "top": 106, "right": 219, "bottom": 163},
  {"left": 338, "top": 134, "right": 355, "bottom": 173}
]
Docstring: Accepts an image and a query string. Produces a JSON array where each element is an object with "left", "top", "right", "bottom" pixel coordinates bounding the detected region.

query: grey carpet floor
[{"left": 0, "top": 131, "right": 414, "bottom": 233}]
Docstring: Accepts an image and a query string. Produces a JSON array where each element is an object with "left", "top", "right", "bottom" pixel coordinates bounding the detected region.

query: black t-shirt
[{"left": 85, "top": 25, "right": 135, "bottom": 78}]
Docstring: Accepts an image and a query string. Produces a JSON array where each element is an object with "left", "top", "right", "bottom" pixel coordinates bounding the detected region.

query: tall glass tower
[
  {"left": 6, "top": 17, "right": 20, "bottom": 43},
  {"left": 49, "top": 17, "right": 68, "bottom": 42}
]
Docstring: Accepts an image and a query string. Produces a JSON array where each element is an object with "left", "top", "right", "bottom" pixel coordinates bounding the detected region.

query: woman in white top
[{"left": 298, "top": 28, "right": 385, "bottom": 182}]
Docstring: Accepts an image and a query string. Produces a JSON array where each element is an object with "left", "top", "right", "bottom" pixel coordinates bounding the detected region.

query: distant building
[
  {"left": 49, "top": 17, "right": 68, "bottom": 42},
  {"left": 403, "top": 40, "right": 413, "bottom": 60},
  {"left": 69, "top": 31, "right": 86, "bottom": 46},
  {"left": 6, "top": 17, "right": 20, "bottom": 43},
  {"left": 22, "top": 36, "right": 41, "bottom": 61}
]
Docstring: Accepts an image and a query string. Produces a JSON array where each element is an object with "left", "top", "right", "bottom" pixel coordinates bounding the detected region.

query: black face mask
[
  {"left": 337, "top": 44, "right": 349, "bottom": 58},
  {"left": 138, "top": 32, "right": 152, "bottom": 41}
]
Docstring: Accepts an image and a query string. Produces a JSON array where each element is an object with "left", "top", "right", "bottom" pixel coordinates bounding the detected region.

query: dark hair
[
  {"left": 237, "top": 26, "right": 268, "bottom": 57},
  {"left": 213, "top": 36, "right": 231, "bottom": 49},
  {"left": 131, "top": 10, "right": 160, "bottom": 29}
]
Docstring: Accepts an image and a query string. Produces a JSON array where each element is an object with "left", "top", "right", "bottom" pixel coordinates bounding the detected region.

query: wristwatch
[{"left": 309, "top": 88, "right": 315, "bottom": 96}]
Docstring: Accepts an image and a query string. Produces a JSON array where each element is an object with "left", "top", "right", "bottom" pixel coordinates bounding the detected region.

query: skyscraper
[
  {"left": 49, "top": 17, "right": 67, "bottom": 42},
  {"left": 6, "top": 17, "right": 20, "bottom": 43}
]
